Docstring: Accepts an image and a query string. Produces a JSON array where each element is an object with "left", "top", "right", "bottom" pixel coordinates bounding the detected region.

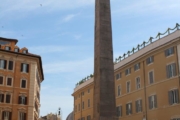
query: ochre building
[
  {"left": 72, "top": 28, "right": 180, "bottom": 120},
  {"left": 0, "top": 37, "right": 44, "bottom": 120}
]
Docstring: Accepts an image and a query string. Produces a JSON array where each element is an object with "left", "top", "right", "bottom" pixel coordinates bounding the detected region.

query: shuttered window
[
  {"left": 136, "top": 77, "right": 141, "bottom": 89},
  {"left": 8, "top": 61, "right": 13, "bottom": 70},
  {"left": 6, "top": 94, "right": 11, "bottom": 103},
  {"left": 5, "top": 46, "right": 11, "bottom": 50},
  {"left": 116, "top": 106, "right": 122, "bottom": 117},
  {"left": 117, "top": 85, "right": 121, "bottom": 96},
  {"left": 88, "top": 99, "right": 90, "bottom": 107},
  {"left": 21, "top": 63, "right": 29, "bottom": 73},
  {"left": 19, "top": 96, "right": 27, "bottom": 105},
  {"left": 14, "top": 48, "right": 19, "bottom": 52},
  {"left": 2, "top": 111, "right": 12, "bottom": 120},
  {"left": 0, "top": 76, "right": 3, "bottom": 85},
  {"left": 21, "top": 80, "right": 26, "bottom": 88},
  {"left": 134, "top": 63, "right": 140, "bottom": 71},
  {"left": 0, "top": 93, "right": 4, "bottom": 102},
  {"left": 148, "top": 95, "right": 157, "bottom": 109},
  {"left": 168, "top": 89, "right": 179, "bottom": 105},
  {"left": 125, "top": 68, "right": 131, "bottom": 76},
  {"left": 116, "top": 73, "right": 121, "bottom": 80},
  {"left": 82, "top": 101, "right": 84, "bottom": 109},
  {"left": 0, "top": 59, "right": 7, "bottom": 69},
  {"left": 149, "top": 71, "right": 154, "bottom": 84},
  {"left": 166, "top": 63, "right": 177, "bottom": 78},
  {"left": 127, "top": 81, "right": 130, "bottom": 93},
  {"left": 172, "top": 118, "right": 180, "bottom": 120},
  {"left": 135, "top": 99, "right": 142, "bottom": 113},
  {"left": 81, "top": 117, "right": 85, "bottom": 120},
  {"left": 87, "top": 115, "right": 91, "bottom": 120},
  {"left": 126, "top": 103, "right": 132, "bottom": 115},
  {"left": 78, "top": 103, "right": 80, "bottom": 111},
  {"left": 19, "top": 112, "right": 26, "bottom": 120},
  {"left": 7, "top": 78, "right": 12, "bottom": 86},
  {"left": 146, "top": 56, "right": 154, "bottom": 65},
  {"left": 165, "top": 47, "right": 174, "bottom": 57}
]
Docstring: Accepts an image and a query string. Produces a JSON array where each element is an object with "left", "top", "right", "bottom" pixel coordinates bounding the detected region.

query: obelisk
[{"left": 93, "top": 0, "right": 116, "bottom": 120}]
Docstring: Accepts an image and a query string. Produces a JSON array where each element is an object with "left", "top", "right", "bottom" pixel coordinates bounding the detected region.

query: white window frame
[
  {"left": 5, "top": 93, "right": 12, "bottom": 104},
  {"left": 125, "top": 68, "right": 131, "bottom": 76},
  {"left": 116, "top": 105, "right": 122, "bottom": 117},
  {"left": 116, "top": 73, "right": 121, "bottom": 80},
  {"left": 136, "top": 77, "right": 141, "bottom": 89},
  {"left": 0, "top": 59, "right": 6, "bottom": 69},
  {"left": 134, "top": 63, "right": 140, "bottom": 71},
  {"left": 136, "top": 99, "right": 142, "bottom": 113},
  {"left": 126, "top": 81, "right": 131, "bottom": 93},
  {"left": 169, "top": 89, "right": 179, "bottom": 105},
  {"left": 148, "top": 70, "right": 154, "bottom": 84},
  {"left": 166, "top": 63, "right": 176, "bottom": 78},
  {"left": 117, "top": 85, "right": 121, "bottom": 96},
  {"left": 126, "top": 102, "right": 132, "bottom": 115}
]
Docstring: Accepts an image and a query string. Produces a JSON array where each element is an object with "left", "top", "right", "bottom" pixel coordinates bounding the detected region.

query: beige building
[
  {"left": 0, "top": 37, "right": 44, "bottom": 120},
  {"left": 72, "top": 26, "right": 180, "bottom": 120}
]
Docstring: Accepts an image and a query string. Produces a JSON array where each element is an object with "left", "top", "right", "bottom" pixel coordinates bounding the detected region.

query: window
[
  {"left": 19, "top": 112, "right": 26, "bottom": 120},
  {"left": 0, "top": 76, "right": 3, "bottom": 85},
  {"left": 88, "top": 99, "right": 90, "bottom": 107},
  {"left": 125, "top": 68, "right": 131, "bottom": 76},
  {"left": 166, "top": 63, "right": 176, "bottom": 78},
  {"left": 146, "top": 56, "right": 154, "bottom": 65},
  {"left": 88, "top": 89, "right": 90, "bottom": 93},
  {"left": 148, "top": 95, "right": 157, "bottom": 109},
  {"left": 127, "top": 81, "right": 131, "bottom": 93},
  {"left": 134, "top": 63, "right": 140, "bottom": 71},
  {"left": 78, "top": 103, "right": 80, "bottom": 111},
  {"left": 126, "top": 103, "right": 132, "bottom": 115},
  {"left": 87, "top": 115, "right": 91, "bottom": 120},
  {"left": 81, "top": 117, "right": 85, "bottom": 120},
  {"left": 21, "top": 80, "right": 26, "bottom": 88},
  {"left": 2, "top": 111, "right": 12, "bottom": 120},
  {"left": 0, "top": 93, "right": 4, "bottom": 102},
  {"left": 7, "top": 78, "right": 12, "bottom": 86},
  {"left": 81, "top": 92, "right": 84, "bottom": 96},
  {"left": 21, "top": 63, "right": 29, "bottom": 73},
  {"left": 165, "top": 47, "right": 174, "bottom": 57},
  {"left": 0, "top": 59, "right": 7, "bottom": 69},
  {"left": 117, "top": 85, "right": 121, "bottom": 96},
  {"left": 168, "top": 89, "right": 179, "bottom": 105},
  {"left": 5, "top": 46, "right": 11, "bottom": 50},
  {"left": 82, "top": 101, "right": 84, "bottom": 109},
  {"left": 116, "top": 73, "right": 121, "bottom": 80},
  {"left": 23, "top": 50, "right": 27, "bottom": 54},
  {"left": 136, "top": 77, "right": 140, "bottom": 89},
  {"left": 6, "top": 94, "right": 11, "bottom": 103},
  {"left": 149, "top": 71, "right": 154, "bottom": 84},
  {"left": 172, "top": 118, "right": 180, "bottom": 120},
  {"left": 75, "top": 105, "right": 77, "bottom": 112},
  {"left": 116, "top": 106, "right": 122, "bottom": 117},
  {"left": 135, "top": 99, "right": 142, "bottom": 113},
  {"left": 8, "top": 61, "right": 13, "bottom": 70},
  {"left": 19, "top": 96, "right": 27, "bottom": 105},
  {"left": 14, "top": 48, "right": 19, "bottom": 52}
]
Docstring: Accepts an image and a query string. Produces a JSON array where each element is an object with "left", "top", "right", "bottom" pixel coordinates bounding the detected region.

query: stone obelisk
[{"left": 93, "top": 0, "right": 116, "bottom": 120}]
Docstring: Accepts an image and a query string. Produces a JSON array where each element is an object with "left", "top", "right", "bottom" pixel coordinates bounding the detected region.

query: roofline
[
  {"left": 0, "top": 37, "right": 18, "bottom": 44},
  {"left": 0, "top": 49, "right": 44, "bottom": 81}
]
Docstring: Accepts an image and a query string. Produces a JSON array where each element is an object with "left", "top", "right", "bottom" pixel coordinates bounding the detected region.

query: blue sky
[{"left": 1, "top": 0, "right": 180, "bottom": 119}]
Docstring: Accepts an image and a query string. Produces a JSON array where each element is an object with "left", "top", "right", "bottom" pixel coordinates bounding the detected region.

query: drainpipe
[{"left": 143, "top": 61, "right": 148, "bottom": 120}]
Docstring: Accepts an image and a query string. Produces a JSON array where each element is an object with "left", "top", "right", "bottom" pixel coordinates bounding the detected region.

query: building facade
[
  {"left": 72, "top": 28, "right": 180, "bottom": 120},
  {"left": 0, "top": 37, "right": 44, "bottom": 120}
]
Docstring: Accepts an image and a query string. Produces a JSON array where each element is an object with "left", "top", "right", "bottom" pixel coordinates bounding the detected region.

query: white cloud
[{"left": 62, "top": 13, "right": 79, "bottom": 22}]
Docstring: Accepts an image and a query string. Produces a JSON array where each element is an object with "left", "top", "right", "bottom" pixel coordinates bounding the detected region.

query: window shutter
[
  {"left": 130, "top": 103, "right": 132, "bottom": 114},
  {"left": 146, "top": 58, "right": 149, "bottom": 65},
  {"left": 21, "top": 63, "right": 23, "bottom": 72},
  {"left": 2, "top": 94, "right": 4, "bottom": 102},
  {"left": 139, "top": 63, "right": 140, "bottom": 69},
  {"left": 19, "top": 96, "right": 21, "bottom": 104},
  {"left": 8, "top": 61, "right": 13, "bottom": 70},
  {"left": 140, "top": 100, "right": 142, "bottom": 112},
  {"left": 24, "top": 113, "right": 26, "bottom": 120},
  {"left": 154, "top": 95, "right": 157, "bottom": 108},
  {"left": 120, "top": 106, "right": 122, "bottom": 117},
  {"left": 173, "top": 63, "right": 177, "bottom": 76},
  {"left": 135, "top": 100, "right": 138, "bottom": 113},
  {"left": 126, "top": 104, "right": 128, "bottom": 115},
  {"left": 175, "top": 89, "right": 179, "bottom": 103},
  {"left": 165, "top": 49, "right": 168, "bottom": 56},
  {"left": 2, "top": 111, "right": 5, "bottom": 119},
  {"left": 172, "top": 47, "right": 174, "bottom": 54},
  {"left": 27, "top": 64, "right": 29, "bottom": 73},
  {"left": 166, "top": 66, "right": 169, "bottom": 78},
  {"left": 148, "top": 96, "right": 151, "bottom": 109},
  {"left": 9, "top": 112, "right": 12, "bottom": 120},
  {"left": 116, "top": 107, "right": 119, "bottom": 116},
  {"left": 169, "top": 91, "right": 172, "bottom": 105},
  {"left": 6, "top": 94, "right": 10, "bottom": 103},
  {"left": 4, "top": 60, "right": 7, "bottom": 69}
]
